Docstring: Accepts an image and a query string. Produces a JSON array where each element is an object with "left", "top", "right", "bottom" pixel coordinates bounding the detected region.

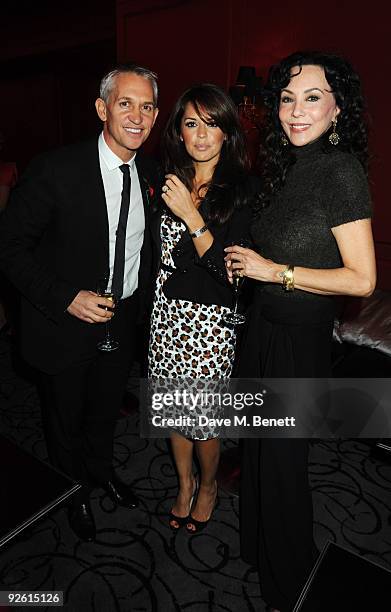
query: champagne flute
[
  {"left": 223, "top": 239, "right": 249, "bottom": 326},
  {"left": 96, "top": 276, "right": 119, "bottom": 352},
  {"left": 223, "top": 270, "right": 246, "bottom": 326}
]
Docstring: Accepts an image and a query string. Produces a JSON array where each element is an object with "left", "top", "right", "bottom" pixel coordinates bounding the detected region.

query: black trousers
[
  {"left": 239, "top": 290, "right": 335, "bottom": 612},
  {"left": 39, "top": 295, "right": 138, "bottom": 492}
]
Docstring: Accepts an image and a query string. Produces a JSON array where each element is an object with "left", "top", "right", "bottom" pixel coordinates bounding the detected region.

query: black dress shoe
[
  {"left": 68, "top": 502, "right": 96, "bottom": 542},
  {"left": 103, "top": 478, "right": 139, "bottom": 509}
]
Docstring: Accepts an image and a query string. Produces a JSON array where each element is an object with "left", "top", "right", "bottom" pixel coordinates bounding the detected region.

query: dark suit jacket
[
  {"left": 145, "top": 176, "right": 259, "bottom": 309},
  {"left": 0, "top": 137, "right": 160, "bottom": 374}
]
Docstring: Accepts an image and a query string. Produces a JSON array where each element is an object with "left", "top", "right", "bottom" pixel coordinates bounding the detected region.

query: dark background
[{"left": 1, "top": 0, "right": 389, "bottom": 288}]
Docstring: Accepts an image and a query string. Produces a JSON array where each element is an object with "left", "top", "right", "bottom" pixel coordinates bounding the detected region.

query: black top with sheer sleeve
[
  {"left": 145, "top": 175, "right": 260, "bottom": 308},
  {"left": 251, "top": 137, "right": 372, "bottom": 301}
]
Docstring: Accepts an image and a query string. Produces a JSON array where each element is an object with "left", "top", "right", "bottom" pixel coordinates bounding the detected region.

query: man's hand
[{"left": 67, "top": 290, "right": 115, "bottom": 324}]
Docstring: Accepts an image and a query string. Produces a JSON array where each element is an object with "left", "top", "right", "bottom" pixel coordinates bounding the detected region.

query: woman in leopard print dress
[{"left": 147, "top": 84, "right": 257, "bottom": 533}]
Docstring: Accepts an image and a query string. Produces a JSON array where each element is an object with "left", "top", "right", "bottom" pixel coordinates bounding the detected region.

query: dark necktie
[{"left": 111, "top": 164, "right": 131, "bottom": 300}]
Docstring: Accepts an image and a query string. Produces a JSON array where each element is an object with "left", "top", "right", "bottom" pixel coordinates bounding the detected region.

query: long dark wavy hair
[
  {"left": 256, "top": 51, "right": 369, "bottom": 213},
  {"left": 162, "top": 83, "right": 250, "bottom": 224}
]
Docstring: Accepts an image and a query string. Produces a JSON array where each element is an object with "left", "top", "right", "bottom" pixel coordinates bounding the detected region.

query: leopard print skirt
[{"left": 148, "top": 213, "right": 236, "bottom": 440}]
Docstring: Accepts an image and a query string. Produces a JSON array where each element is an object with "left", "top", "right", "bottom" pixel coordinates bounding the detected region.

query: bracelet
[
  {"left": 278, "top": 264, "right": 295, "bottom": 291},
  {"left": 190, "top": 225, "right": 208, "bottom": 238}
]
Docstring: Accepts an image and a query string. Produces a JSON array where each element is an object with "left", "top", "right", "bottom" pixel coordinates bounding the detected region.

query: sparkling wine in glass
[
  {"left": 223, "top": 239, "right": 249, "bottom": 326},
  {"left": 223, "top": 270, "right": 246, "bottom": 326},
  {"left": 96, "top": 276, "right": 119, "bottom": 352}
]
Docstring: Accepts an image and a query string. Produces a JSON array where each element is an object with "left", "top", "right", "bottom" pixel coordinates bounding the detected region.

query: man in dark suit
[{"left": 0, "top": 64, "right": 159, "bottom": 541}]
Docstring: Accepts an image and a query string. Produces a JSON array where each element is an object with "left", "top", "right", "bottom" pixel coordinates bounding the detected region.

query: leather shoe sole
[
  {"left": 103, "top": 479, "right": 139, "bottom": 509},
  {"left": 68, "top": 502, "right": 96, "bottom": 542}
]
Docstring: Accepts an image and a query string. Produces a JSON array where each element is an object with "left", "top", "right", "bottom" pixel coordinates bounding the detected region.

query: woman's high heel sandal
[
  {"left": 186, "top": 482, "right": 218, "bottom": 534},
  {"left": 168, "top": 475, "right": 198, "bottom": 531}
]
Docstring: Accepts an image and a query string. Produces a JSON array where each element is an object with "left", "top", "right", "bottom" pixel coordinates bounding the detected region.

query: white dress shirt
[{"left": 98, "top": 132, "right": 145, "bottom": 299}]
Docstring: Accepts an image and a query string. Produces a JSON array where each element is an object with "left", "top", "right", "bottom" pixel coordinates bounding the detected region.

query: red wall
[
  {"left": 117, "top": 0, "right": 238, "bottom": 154},
  {"left": 117, "top": 0, "right": 391, "bottom": 288},
  {"left": 0, "top": 3, "right": 116, "bottom": 172}
]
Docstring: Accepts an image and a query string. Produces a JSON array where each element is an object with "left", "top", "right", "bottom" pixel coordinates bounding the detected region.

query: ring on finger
[{"left": 162, "top": 185, "right": 170, "bottom": 193}]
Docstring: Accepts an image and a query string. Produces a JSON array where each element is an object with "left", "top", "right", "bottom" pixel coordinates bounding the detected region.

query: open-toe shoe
[{"left": 168, "top": 474, "right": 198, "bottom": 531}]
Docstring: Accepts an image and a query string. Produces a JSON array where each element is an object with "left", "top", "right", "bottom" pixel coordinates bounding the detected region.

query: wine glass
[
  {"left": 96, "top": 276, "right": 119, "bottom": 352},
  {"left": 223, "top": 240, "right": 249, "bottom": 326}
]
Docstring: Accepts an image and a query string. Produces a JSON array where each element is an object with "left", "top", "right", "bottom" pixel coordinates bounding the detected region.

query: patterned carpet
[{"left": 0, "top": 332, "right": 390, "bottom": 611}]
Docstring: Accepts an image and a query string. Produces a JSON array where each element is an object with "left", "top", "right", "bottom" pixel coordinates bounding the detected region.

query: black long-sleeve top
[{"left": 145, "top": 176, "right": 260, "bottom": 308}]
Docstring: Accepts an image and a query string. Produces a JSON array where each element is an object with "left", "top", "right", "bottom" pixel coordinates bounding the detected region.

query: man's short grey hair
[{"left": 99, "top": 63, "right": 158, "bottom": 106}]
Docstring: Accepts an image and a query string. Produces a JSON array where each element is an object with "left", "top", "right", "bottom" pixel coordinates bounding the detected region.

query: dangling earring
[
  {"left": 329, "top": 119, "right": 340, "bottom": 145},
  {"left": 281, "top": 133, "right": 289, "bottom": 146}
]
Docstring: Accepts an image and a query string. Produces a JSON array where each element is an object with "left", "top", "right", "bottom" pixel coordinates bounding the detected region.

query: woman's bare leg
[
  {"left": 187, "top": 437, "right": 220, "bottom": 528},
  {"left": 169, "top": 432, "right": 196, "bottom": 527}
]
